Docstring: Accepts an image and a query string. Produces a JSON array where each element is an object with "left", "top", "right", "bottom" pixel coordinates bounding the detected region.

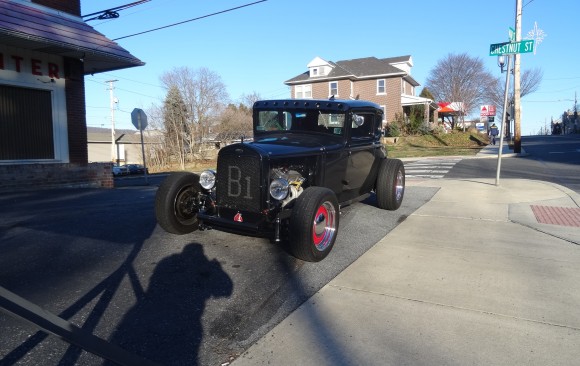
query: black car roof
[{"left": 253, "top": 99, "right": 381, "bottom": 111}]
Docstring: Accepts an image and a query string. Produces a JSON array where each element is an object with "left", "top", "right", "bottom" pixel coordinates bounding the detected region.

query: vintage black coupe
[{"left": 155, "top": 99, "right": 405, "bottom": 262}]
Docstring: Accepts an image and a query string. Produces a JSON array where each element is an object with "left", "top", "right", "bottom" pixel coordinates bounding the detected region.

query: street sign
[
  {"left": 508, "top": 27, "right": 515, "bottom": 42},
  {"left": 131, "top": 108, "right": 148, "bottom": 130},
  {"left": 489, "top": 40, "right": 534, "bottom": 56},
  {"left": 130, "top": 108, "right": 149, "bottom": 184}
]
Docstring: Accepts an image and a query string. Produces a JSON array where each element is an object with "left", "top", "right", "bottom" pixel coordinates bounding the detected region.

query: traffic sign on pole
[
  {"left": 131, "top": 108, "right": 148, "bottom": 131},
  {"left": 508, "top": 27, "right": 516, "bottom": 42},
  {"left": 489, "top": 40, "right": 534, "bottom": 56}
]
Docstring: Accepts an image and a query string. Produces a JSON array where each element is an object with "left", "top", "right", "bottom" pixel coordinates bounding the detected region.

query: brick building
[
  {"left": 285, "top": 56, "right": 437, "bottom": 129},
  {"left": 0, "top": 0, "right": 143, "bottom": 191}
]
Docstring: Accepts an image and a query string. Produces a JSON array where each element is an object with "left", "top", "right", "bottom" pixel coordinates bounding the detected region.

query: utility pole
[
  {"left": 513, "top": 0, "right": 522, "bottom": 153},
  {"left": 106, "top": 80, "right": 118, "bottom": 164}
]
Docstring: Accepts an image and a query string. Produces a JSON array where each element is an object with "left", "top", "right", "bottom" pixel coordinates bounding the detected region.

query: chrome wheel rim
[
  {"left": 395, "top": 169, "right": 404, "bottom": 202},
  {"left": 312, "top": 201, "right": 336, "bottom": 251}
]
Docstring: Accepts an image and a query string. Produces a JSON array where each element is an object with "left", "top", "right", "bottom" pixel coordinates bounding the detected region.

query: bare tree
[
  {"left": 239, "top": 91, "right": 262, "bottom": 108},
  {"left": 520, "top": 67, "right": 543, "bottom": 97},
  {"left": 426, "top": 53, "right": 496, "bottom": 129},
  {"left": 143, "top": 103, "right": 170, "bottom": 171},
  {"left": 216, "top": 104, "right": 253, "bottom": 144},
  {"left": 486, "top": 67, "right": 543, "bottom": 120},
  {"left": 160, "top": 67, "right": 229, "bottom": 157}
]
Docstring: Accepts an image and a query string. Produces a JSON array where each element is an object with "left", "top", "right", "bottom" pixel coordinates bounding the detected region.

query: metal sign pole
[
  {"left": 138, "top": 113, "right": 148, "bottom": 185},
  {"left": 496, "top": 54, "right": 512, "bottom": 186}
]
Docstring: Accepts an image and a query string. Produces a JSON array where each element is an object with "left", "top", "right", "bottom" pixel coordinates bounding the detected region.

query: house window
[
  {"left": 312, "top": 68, "right": 318, "bottom": 76},
  {"left": 329, "top": 81, "right": 338, "bottom": 97},
  {"left": 0, "top": 85, "right": 54, "bottom": 160},
  {"left": 380, "top": 105, "right": 387, "bottom": 122},
  {"left": 377, "top": 79, "right": 386, "bottom": 95},
  {"left": 401, "top": 80, "right": 405, "bottom": 94},
  {"left": 295, "top": 85, "right": 312, "bottom": 99}
]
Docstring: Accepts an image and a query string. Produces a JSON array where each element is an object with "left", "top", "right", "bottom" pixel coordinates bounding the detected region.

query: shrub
[{"left": 386, "top": 123, "right": 401, "bottom": 137}]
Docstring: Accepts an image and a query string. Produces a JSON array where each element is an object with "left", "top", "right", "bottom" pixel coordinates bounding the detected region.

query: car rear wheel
[
  {"left": 376, "top": 158, "right": 405, "bottom": 210},
  {"left": 155, "top": 172, "right": 201, "bottom": 234},
  {"left": 289, "top": 187, "right": 339, "bottom": 262}
]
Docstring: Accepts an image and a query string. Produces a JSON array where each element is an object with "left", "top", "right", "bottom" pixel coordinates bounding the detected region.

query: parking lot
[{"left": 0, "top": 176, "right": 436, "bottom": 365}]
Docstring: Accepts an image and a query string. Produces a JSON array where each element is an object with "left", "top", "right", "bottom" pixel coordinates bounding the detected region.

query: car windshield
[{"left": 256, "top": 109, "right": 346, "bottom": 136}]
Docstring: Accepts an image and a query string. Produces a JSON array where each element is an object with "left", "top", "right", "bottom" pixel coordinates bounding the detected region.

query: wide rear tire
[
  {"left": 289, "top": 187, "right": 339, "bottom": 262},
  {"left": 155, "top": 172, "right": 201, "bottom": 234},
  {"left": 376, "top": 159, "right": 405, "bottom": 210}
]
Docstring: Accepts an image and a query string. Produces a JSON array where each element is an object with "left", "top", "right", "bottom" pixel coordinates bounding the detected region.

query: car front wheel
[
  {"left": 288, "top": 187, "right": 339, "bottom": 262},
  {"left": 376, "top": 158, "right": 405, "bottom": 210},
  {"left": 155, "top": 172, "right": 201, "bottom": 234}
]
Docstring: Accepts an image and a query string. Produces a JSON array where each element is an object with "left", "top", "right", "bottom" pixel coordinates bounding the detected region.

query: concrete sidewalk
[
  {"left": 475, "top": 138, "right": 526, "bottom": 158},
  {"left": 233, "top": 162, "right": 580, "bottom": 364}
]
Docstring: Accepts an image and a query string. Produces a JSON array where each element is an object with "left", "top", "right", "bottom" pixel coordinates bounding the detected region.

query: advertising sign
[{"left": 480, "top": 105, "right": 496, "bottom": 117}]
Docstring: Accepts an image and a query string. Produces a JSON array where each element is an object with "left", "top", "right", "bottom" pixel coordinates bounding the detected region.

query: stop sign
[{"left": 131, "top": 108, "right": 148, "bottom": 130}]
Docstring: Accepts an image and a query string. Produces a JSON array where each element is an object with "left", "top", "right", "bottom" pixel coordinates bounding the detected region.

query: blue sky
[{"left": 82, "top": 0, "right": 578, "bottom": 135}]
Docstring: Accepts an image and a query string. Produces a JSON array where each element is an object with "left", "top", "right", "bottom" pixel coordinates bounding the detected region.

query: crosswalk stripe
[{"left": 404, "top": 158, "right": 462, "bottom": 179}]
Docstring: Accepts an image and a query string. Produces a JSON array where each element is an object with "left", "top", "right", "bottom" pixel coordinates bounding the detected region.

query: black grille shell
[{"left": 216, "top": 152, "right": 262, "bottom": 212}]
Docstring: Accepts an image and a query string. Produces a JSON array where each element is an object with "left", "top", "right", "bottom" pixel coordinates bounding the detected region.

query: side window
[{"left": 350, "top": 113, "right": 374, "bottom": 141}]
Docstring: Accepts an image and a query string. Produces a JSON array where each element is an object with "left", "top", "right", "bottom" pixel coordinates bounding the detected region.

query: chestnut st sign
[{"left": 489, "top": 40, "right": 535, "bottom": 56}]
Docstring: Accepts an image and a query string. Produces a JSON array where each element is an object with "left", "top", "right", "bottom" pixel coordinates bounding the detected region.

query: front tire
[
  {"left": 289, "top": 187, "right": 339, "bottom": 262},
  {"left": 155, "top": 172, "right": 202, "bottom": 234},
  {"left": 376, "top": 159, "right": 405, "bottom": 210}
]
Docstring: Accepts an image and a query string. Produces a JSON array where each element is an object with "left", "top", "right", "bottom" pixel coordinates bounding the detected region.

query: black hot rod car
[{"left": 155, "top": 99, "right": 405, "bottom": 262}]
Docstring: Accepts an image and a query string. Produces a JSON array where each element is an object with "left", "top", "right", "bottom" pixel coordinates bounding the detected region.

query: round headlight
[
  {"left": 199, "top": 170, "right": 216, "bottom": 190},
  {"left": 269, "top": 178, "right": 290, "bottom": 201}
]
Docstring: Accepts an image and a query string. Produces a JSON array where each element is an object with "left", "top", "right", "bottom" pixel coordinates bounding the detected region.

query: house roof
[
  {"left": 87, "top": 127, "right": 163, "bottom": 144},
  {"left": 401, "top": 94, "right": 438, "bottom": 109},
  {"left": 285, "top": 56, "right": 409, "bottom": 85},
  {"left": 381, "top": 55, "right": 412, "bottom": 64},
  {"left": 0, "top": 1, "right": 144, "bottom": 74}
]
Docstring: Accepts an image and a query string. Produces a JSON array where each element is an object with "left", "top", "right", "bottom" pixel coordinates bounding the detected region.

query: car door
[{"left": 343, "top": 110, "right": 381, "bottom": 199}]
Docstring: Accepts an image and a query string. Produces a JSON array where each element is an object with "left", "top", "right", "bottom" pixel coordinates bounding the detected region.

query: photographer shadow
[{"left": 106, "top": 243, "right": 233, "bottom": 365}]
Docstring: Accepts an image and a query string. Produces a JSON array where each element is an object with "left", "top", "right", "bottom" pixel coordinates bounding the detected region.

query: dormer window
[{"left": 312, "top": 68, "right": 318, "bottom": 76}]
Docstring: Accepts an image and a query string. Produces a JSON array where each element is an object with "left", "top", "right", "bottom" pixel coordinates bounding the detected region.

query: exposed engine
[{"left": 270, "top": 165, "right": 306, "bottom": 207}]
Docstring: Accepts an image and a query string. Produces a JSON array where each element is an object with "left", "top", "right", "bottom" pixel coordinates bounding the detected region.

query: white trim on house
[
  {"left": 0, "top": 44, "right": 68, "bottom": 164},
  {"left": 307, "top": 56, "right": 334, "bottom": 77}
]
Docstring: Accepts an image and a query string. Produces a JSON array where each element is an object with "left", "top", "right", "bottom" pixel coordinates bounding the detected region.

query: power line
[
  {"left": 82, "top": 0, "right": 151, "bottom": 21},
  {"left": 112, "top": 0, "right": 268, "bottom": 41},
  {"left": 86, "top": 79, "right": 160, "bottom": 99}
]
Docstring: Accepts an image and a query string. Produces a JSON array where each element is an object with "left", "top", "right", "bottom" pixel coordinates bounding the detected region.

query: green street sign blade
[{"left": 489, "top": 40, "right": 535, "bottom": 56}]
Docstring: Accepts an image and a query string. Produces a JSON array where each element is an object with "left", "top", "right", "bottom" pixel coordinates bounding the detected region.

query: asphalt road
[
  {"left": 447, "top": 135, "right": 580, "bottom": 194},
  {"left": 0, "top": 177, "right": 437, "bottom": 366}
]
